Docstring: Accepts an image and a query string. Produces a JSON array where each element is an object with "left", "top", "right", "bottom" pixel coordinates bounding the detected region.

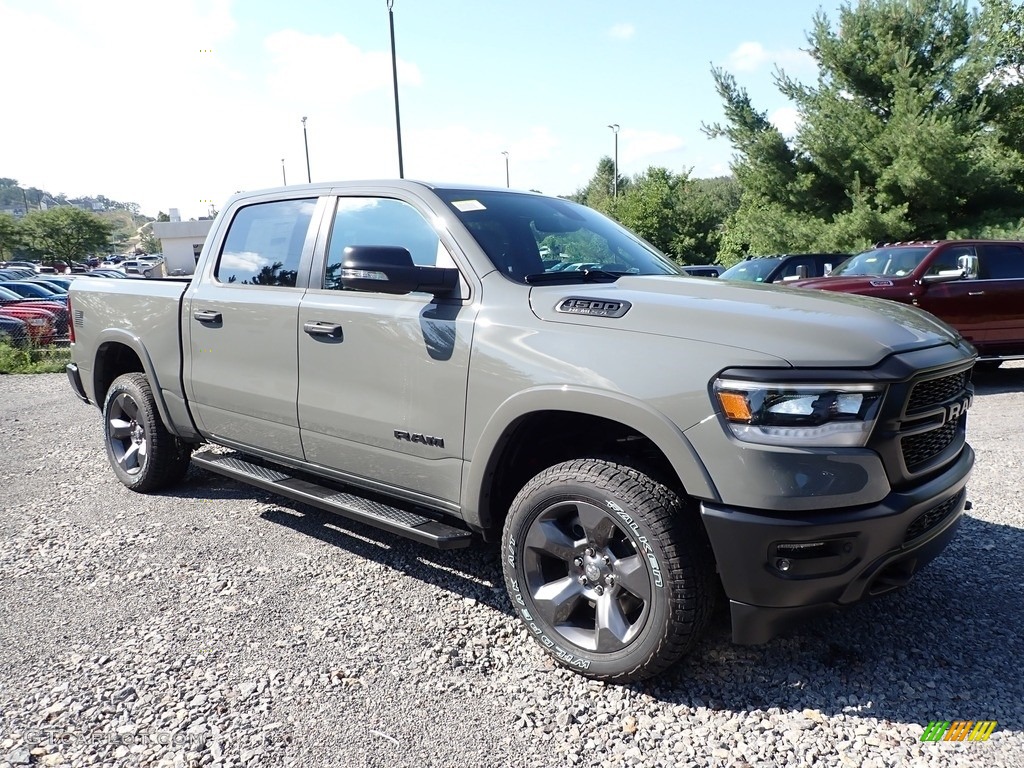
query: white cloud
[
  {"left": 609, "top": 23, "right": 635, "bottom": 40},
  {"left": 769, "top": 106, "right": 802, "bottom": 137},
  {"left": 620, "top": 129, "right": 685, "bottom": 166},
  {"left": 264, "top": 30, "right": 422, "bottom": 107},
  {"left": 726, "top": 41, "right": 812, "bottom": 73}
]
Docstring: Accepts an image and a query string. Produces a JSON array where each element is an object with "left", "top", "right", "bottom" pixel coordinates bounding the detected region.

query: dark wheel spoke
[
  {"left": 115, "top": 393, "right": 138, "bottom": 420},
  {"left": 595, "top": 594, "right": 631, "bottom": 651},
  {"left": 108, "top": 417, "right": 133, "bottom": 439},
  {"left": 614, "top": 554, "right": 652, "bottom": 602},
  {"left": 533, "top": 575, "right": 585, "bottom": 625},
  {"left": 576, "top": 503, "right": 618, "bottom": 549},
  {"left": 118, "top": 442, "right": 140, "bottom": 471},
  {"left": 524, "top": 518, "right": 579, "bottom": 561}
]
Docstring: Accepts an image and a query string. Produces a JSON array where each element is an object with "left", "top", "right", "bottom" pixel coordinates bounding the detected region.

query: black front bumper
[
  {"left": 66, "top": 362, "right": 89, "bottom": 404},
  {"left": 701, "top": 444, "right": 974, "bottom": 645}
]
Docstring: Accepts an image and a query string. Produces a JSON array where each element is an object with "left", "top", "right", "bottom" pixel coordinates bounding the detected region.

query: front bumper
[{"left": 702, "top": 444, "right": 974, "bottom": 645}]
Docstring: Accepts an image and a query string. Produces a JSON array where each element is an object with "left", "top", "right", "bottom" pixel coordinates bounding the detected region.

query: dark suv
[{"left": 720, "top": 253, "right": 850, "bottom": 284}]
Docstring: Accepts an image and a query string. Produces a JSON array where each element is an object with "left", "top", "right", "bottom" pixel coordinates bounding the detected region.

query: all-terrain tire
[
  {"left": 502, "top": 458, "right": 714, "bottom": 681},
  {"left": 102, "top": 372, "right": 192, "bottom": 492}
]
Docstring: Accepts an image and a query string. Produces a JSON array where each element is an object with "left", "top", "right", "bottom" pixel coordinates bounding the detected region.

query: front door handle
[
  {"left": 193, "top": 310, "right": 222, "bottom": 323},
  {"left": 968, "top": 291, "right": 985, "bottom": 296},
  {"left": 303, "top": 321, "right": 344, "bottom": 340}
]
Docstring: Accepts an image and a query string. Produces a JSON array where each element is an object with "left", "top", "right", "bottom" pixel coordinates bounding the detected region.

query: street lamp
[
  {"left": 281, "top": 158, "right": 287, "bottom": 186},
  {"left": 302, "top": 116, "right": 311, "bottom": 183},
  {"left": 501, "top": 151, "right": 509, "bottom": 188},
  {"left": 388, "top": 0, "right": 405, "bottom": 178},
  {"left": 608, "top": 124, "right": 619, "bottom": 198}
]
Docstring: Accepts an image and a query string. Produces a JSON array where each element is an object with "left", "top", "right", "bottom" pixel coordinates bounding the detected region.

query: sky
[{"left": 0, "top": 0, "right": 849, "bottom": 220}]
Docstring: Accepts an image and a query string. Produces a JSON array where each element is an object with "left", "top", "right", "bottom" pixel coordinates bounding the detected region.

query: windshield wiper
[{"left": 525, "top": 269, "right": 624, "bottom": 284}]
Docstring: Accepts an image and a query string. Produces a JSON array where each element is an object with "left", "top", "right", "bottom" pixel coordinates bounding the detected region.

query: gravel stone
[{"left": 1, "top": 369, "right": 1023, "bottom": 766}]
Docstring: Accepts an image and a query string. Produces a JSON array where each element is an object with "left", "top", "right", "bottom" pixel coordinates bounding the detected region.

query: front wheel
[
  {"left": 102, "top": 372, "right": 192, "bottom": 493},
  {"left": 502, "top": 458, "right": 714, "bottom": 681}
]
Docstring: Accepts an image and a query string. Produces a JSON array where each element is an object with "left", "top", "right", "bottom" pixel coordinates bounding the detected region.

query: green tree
[
  {"left": 706, "top": 0, "right": 1024, "bottom": 259},
  {"left": 139, "top": 232, "right": 162, "bottom": 254},
  {"left": 21, "top": 206, "right": 114, "bottom": 262},
  {"left": 0, "top": 213, "right": 23, "bottom": 259}
]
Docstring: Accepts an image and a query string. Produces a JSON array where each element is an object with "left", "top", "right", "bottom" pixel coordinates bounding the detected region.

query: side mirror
[
  {"left": 339, "top": 246, "right": 459, "bottom": 296},
  {"left": 958, "top": 254, "right": 979, "bottom": 279}
]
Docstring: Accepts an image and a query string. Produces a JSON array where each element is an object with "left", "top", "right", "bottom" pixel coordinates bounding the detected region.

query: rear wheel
[
  {"left": 502, "top": 458, "right": 714, "bottom": 681},
  {"left": 103, "top": 372, "right": 192, "bottom": 492}
]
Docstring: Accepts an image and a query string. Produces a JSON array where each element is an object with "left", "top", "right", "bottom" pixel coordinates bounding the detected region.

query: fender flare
[
  {"left": 91, "top": 328, "right": 185, "bottom": 439},
  {"left": 461, "top": 385, "right": 720, "bottom": 531}
]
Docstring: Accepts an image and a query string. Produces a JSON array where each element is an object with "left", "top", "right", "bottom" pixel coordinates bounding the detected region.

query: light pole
[
  {"left": 501, "top": 151, "right": 509, "bottom": 188},
  {"left": 388, "top": 0, "right": 405, "bottom": 178},
  {"left": 281, "top": 158, "right": 287, "bottom": 186},
  {"left": 608, "top": 124, "right": 619, "bottom": 198},
  {"left": 302, "top": 116, "right": 311, "bottom": 183}
]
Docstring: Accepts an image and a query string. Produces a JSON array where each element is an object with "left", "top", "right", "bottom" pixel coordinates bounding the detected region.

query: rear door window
[
  {"left": 216, "top": 198, "right": 317, "bottom": 287},
  {"left": 980, "top": 244, "right": 1024, "bottom": 279}
]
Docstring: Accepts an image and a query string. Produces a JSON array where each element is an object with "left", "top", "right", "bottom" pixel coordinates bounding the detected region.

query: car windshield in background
[
  {"left": 829, "top": 246, "right": 930, "bottom": 277},
  {"left": 434, "top": 189, "right": 682, "bottom": 283},
  {"left": 719, "top": 257, "right": 782, "bottom": 282}
]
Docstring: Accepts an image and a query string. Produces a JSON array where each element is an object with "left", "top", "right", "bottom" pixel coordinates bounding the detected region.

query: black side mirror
[{"left": 339, "top": 246, "right": 459, "bottom": 296}]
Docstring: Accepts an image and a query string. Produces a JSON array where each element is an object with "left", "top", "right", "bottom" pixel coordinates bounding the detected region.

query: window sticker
[{"left": 452, "top": 199, "right": 487, "bottom": 212}]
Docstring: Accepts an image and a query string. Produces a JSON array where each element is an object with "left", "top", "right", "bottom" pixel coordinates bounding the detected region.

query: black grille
[
  {"left": 905, "top": 490, "right": 964, "bottom": 542},
  {"left": 901, "top": 421, "right": 957, "bottom": 471},
  {"left": 907, "top": 372, "right": 967, "bottom": 414}
]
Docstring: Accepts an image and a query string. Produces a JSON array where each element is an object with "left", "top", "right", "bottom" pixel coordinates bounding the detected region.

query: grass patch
[{"left": 0, "top": 342, "right": 71, "bottom": 374}]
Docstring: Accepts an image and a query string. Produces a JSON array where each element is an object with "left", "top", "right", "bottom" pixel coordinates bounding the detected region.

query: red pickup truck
[{"left": 791, "top": 240, "right": 1024, "bottom": 367}]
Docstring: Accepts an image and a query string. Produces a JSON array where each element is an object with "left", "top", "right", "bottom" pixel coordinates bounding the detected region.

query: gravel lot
[{"left": 1, "top": 368, "right": 1022, "bottom": 768}]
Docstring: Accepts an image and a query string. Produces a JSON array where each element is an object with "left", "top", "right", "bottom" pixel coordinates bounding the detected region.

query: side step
[{"left": 191, "top": 451, "right": 473, "bottom": 550}]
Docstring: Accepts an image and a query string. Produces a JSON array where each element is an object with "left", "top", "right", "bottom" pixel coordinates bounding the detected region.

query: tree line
[{"left": 571, "top": 0, "right": 1024, "bottom": 266}]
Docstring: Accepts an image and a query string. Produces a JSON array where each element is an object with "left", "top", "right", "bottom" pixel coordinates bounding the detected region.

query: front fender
[{"left": 461, "top": 385, "right": 720, "bottom": 531}]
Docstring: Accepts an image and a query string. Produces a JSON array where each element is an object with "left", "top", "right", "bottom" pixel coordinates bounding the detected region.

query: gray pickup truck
[{"left": 67, "top": 181, "right": 976, "bottom": 681}]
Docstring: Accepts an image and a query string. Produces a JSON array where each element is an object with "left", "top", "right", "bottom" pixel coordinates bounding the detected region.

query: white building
[{"left": 151, "top": 219, "right": 214, "bottom": 275}]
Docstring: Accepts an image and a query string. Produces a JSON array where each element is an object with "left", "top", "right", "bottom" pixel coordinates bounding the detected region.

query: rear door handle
[
  {"left": 967, "top": 291, "right": 985, "bottom": 296},
  {"left": 193, "top": 310, "right": 222, "bottom": 323},
  {"left": 303, "top": 321, "right": 344, "bottom": 340}
]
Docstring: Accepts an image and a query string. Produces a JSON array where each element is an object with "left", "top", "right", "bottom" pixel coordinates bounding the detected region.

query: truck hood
[
  {"left": 529, "top": 275, "right": 962, "bottom": 368},
  {"left": 787, "top": 275, "right": 906, "bottom": 293}
]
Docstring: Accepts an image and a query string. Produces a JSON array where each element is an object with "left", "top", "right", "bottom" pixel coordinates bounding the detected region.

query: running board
[{"left": 192, "top": 451, "right": 473, "bottom": 549}]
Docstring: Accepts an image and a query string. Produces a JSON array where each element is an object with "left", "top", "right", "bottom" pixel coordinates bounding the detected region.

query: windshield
[
  {"left": 719, "top": 257, "right": 782, "bottom": 282},
  {"left": 435, "top": 189, "right": 682, "bottom": 283},
  {"left": 829, "top": 246, "right": 930, "bottom": 277}
]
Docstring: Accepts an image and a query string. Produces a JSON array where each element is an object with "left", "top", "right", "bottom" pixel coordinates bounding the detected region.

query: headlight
[{"left": 713, "top": 378, "right": 885, "bottom": 447}]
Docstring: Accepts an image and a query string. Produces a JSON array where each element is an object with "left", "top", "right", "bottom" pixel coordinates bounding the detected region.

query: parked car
[
  {"left": 679, "top": 264, "right": 725, "bottom": 278},
  {"left": 0, "top": 281, "right": 68, "bottom": 303},
  {"left": 87, "top": 269, "right": 129, "bottom": 278},
  {"left": 719, "top": 253, "right": 851, "bottom": 283},
  {"left": 0, "top": 295, "right": 57, "bottom": 346},
  {"left": 790, "top": 240, "right": 1024, "bottom": 366},
  {"left": 0, "top": 315, "right": 30, "bottom": 349},
  {"left": 0, "top": 286, "right": 68, "bottom": 337},
  {"left": 0, "top": 261, "right": 40, "bottom": 273},
  {"left": 0, "top": 268, "right": 37, "bottom": 280}
]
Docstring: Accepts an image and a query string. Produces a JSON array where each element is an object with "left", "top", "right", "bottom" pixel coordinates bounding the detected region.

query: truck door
[
  {"left": 296, "top": 194, "right": 476, "bottom": 506},
  {"left": 185, "top": 197, "right": 321, "bottom": 458},
  {"left": 974, "top": 243, "right": 1024, "bottom": 350},
  {"left": 914, "top": 245, "right": 988, "bottom": 348}
]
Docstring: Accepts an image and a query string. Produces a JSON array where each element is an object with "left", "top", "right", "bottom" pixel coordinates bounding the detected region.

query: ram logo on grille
[{"left": 946, "top": 394, "right": 972, "bottom": 423}]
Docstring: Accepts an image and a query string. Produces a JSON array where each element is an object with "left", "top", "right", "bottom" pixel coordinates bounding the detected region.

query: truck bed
[{"left": 69, "top": 276, "right": 191, "bottom": 414}]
